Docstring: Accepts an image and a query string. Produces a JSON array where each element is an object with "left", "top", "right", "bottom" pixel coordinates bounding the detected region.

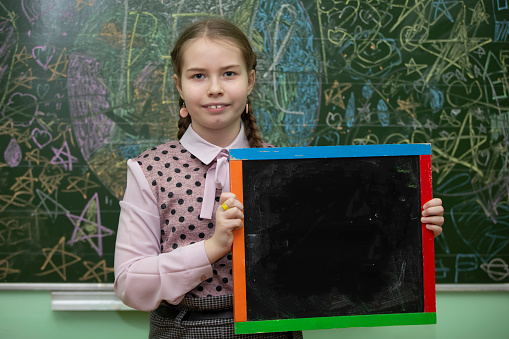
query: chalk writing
[{"left": 0, "top": 0, "right": 507, "bottom": 284}]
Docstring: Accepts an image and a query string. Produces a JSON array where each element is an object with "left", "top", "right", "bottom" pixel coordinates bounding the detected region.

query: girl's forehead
[
  {"left": 182, "top": 37, "right": 243, "bottom": 59},
  {"left": 178, "top": 37, "right": 248, "bottom": 74}
]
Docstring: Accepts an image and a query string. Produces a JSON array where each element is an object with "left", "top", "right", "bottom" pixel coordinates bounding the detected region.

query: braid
[
  {"left": 242, "top": 97, "right": 263, "bottom": 148},
  {"left": 177, "top": 97, "right": 192, "bottom": 140}
]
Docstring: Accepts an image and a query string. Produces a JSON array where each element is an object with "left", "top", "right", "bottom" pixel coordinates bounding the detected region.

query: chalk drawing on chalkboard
[
  {"left": 231, "top": 144, "right": 435, "bottom": 334},
  {"left": 66, "top": 193, "right": 115, "bottom": 257},
  {"left": 0, "top": 0, "right": 507, "bottom": 290},
  {"left": 36, "top": 237, "right": 81, "bottom": 281}
]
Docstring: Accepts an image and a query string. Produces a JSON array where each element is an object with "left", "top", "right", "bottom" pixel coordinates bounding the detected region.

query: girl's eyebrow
[
  {"left": 184, "top": 64, "right": 242, "bottom": 74},
  {"left": 185, "top": 67, "right": 206, "bottom": 73}
]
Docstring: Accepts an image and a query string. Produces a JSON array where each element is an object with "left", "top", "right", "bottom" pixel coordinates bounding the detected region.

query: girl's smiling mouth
[{"left": 203, "top": 104, "right": 229, "bottom": 111}]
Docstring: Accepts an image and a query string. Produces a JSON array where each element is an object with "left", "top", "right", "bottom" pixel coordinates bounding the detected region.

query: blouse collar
[{"left": 180, "top": 123, "right": 249, "bottom": 219}]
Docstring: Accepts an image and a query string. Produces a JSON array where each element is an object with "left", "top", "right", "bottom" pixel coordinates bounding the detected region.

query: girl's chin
[{"left": 193, "top": 118, "right": 242, "bottom": 131}]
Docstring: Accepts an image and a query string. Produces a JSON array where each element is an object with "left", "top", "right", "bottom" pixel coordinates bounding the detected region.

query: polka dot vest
[{"left": 136, "top": 141, "right": 232, "bottom": 298}]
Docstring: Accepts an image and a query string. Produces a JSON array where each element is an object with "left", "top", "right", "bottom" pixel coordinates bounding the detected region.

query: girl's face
[{"left": 174, "top": 37, "right": 255, "bottom": 146}]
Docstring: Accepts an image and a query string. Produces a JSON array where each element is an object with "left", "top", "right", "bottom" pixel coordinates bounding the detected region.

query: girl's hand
[
  {"left": 204, "top": 192, "right": 244, "bottom": 264},
  {"left": 422, "top": 198, "right": 444, "bottom": 237}
]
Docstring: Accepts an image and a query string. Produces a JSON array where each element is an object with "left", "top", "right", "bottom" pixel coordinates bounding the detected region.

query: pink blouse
[{"left": 114, "top": 124, "right": 249, "bottom": 311}]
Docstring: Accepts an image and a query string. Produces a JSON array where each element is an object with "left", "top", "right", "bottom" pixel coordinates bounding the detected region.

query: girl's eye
[
  {"left": 224, "top": 71, "right": 235, "bottom": 77},
  {"left": 193, "top": 74, "right": 204, "bottom": 80}
]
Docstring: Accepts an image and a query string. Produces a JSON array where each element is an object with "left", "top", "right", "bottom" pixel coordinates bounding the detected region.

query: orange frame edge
[{"left": 230, "top": 160, "right": 247, "bottom": 322}]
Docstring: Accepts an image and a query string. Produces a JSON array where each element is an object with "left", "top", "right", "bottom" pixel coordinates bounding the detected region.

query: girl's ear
[
  {"left": 174, "top": 74, "right": 184, "bottom": 99},
  {"left": 247, "top": 70, "right": 255, "bottom": 95}
]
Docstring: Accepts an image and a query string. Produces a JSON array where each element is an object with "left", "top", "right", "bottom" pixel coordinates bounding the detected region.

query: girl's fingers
[
  {"left": 219, "top": 192, "right": 237, "bottom": 205},
  {"left": 226, "top": 198, "right": 243, "bottom": 211},
  {"left": 423, "top": 198, "right": 442, "bottom": 210},
  {"left": 219, "top": 197, "right": 243, "bottom": 213},
  {"left": 229, "top": 217, "right": 244, "bottom": 230},
  {"left": 422, "top": 198, "right": 444, "bottom": 237},
  {"left": 426, "top": 224, "right": 443, "bottom": 237},
  {"left": 218, "top": 193, "right": 244, "bottom": 213},
  {"left": 422, "top": 205, "right": 444, "bottom": 217},
  {"left": 216, "top": 194, "right": 244, "bottom": 228},
  {"left": 421, "top": 215, "right": 444, "bottom": 226},
  {"left": 223, "top": 206, "right": 244, "bottom": 220}
]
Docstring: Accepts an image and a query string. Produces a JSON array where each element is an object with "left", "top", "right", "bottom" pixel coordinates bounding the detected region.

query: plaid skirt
[{"left": 149, "top": 295, "right": 303, "bottom": 339}]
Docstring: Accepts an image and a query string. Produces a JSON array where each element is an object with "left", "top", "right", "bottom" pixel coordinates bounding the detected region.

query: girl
[{"left": 114, "top": 18, "right": 444, "bottom": 339}]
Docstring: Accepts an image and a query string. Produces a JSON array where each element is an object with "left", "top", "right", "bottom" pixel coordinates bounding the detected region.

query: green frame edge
[{"left": 235, "top": 312, "right": 437, "bottom": 334}]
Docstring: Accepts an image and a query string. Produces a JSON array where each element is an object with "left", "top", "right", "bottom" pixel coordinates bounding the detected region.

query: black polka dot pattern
[{"left": 136, "top": 140, "right": 232, "bottom": 298}]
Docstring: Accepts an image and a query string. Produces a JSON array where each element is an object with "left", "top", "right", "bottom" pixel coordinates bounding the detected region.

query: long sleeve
[{"left": 114, "top": 159, "right": 213, "bottom": 312}]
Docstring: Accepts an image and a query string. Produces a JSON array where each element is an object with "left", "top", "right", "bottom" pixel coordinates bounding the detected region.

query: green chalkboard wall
[{"left": 0, "top": 0, "right": 507, "bottom": 285}]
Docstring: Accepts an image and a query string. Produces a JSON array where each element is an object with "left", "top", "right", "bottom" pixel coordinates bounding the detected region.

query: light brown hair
[{"left": 170, "top": 18, "right": 263, "bottom": 148}]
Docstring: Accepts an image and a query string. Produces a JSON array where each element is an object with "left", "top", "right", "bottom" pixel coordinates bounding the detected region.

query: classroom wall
[{"left": 1, "top": 291, "right": 508, "bottom": 339}]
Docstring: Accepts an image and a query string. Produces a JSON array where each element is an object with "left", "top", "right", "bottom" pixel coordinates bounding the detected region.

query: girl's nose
[{"left": 207, "top": 78, "right": 224, "bottom": 96}]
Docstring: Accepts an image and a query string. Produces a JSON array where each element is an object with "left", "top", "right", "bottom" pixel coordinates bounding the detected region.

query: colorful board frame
[{"left": 230, "top": 144, "right": 435, "bottom": 334}]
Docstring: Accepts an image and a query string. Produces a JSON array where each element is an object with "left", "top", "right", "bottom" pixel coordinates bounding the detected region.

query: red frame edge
[
  {"left": 420, "top": 154, "right": 436, "bottom": 313},
  {"left": 230, "top": 160, "right": 247, "bottom": 322}
]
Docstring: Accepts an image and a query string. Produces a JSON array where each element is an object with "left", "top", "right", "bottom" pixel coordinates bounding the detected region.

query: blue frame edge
[{"left": 230, "top": 144, "right": 431, "bottom": 161}]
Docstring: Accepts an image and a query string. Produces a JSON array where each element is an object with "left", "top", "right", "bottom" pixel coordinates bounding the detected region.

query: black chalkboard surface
[
  {"left": 230, "top": 145, "right": 435, "bottom": 333},
  {"left": 244, "top": 156, "right": 424, "bottom": 319}
]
